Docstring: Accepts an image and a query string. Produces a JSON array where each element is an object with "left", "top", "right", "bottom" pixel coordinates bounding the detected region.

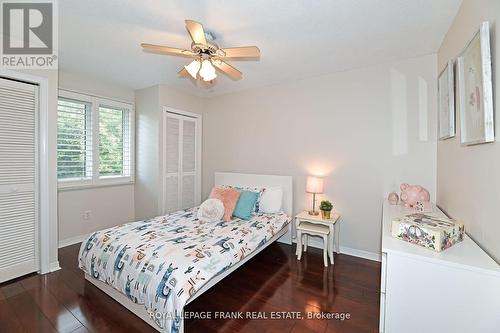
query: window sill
[{"left": 58, "top": 179, "right": 134, "bottom": 192}]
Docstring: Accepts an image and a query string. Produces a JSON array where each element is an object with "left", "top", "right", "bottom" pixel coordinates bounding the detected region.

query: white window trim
[{"left": 57, "top": 90, "right": 135, "bottom": 190}]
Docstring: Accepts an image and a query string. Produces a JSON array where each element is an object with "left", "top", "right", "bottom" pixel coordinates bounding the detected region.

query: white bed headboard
[{"left": 214, "top": 172, "right": 293, "bottom": 216}]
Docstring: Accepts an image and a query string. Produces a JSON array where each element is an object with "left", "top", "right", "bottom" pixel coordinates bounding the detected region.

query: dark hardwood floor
[{"left": 0, "top": 243, "right": 380, "bottom": 333}]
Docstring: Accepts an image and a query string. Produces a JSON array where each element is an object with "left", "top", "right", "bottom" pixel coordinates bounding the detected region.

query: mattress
[{"left": 78, "top": 207, "right": 290, "bottom": 332}]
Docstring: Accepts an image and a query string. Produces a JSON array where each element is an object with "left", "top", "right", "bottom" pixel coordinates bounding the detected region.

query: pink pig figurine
[{"left": 400, "top": 183, "right": 430, "bottom": 208}]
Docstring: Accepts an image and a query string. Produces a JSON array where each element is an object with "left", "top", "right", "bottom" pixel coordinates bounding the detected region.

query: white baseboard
[
  {"left": 339, "top": 245, "right": 381, "bottom": 262},
  {"left": 49, "top": 261, "right": 61, "bottom": 272},
  {"left": 59, "top": 234, "right": 88, "bottom": 248},
  {"left": 293, "top": 237, "right": 381, "bottom": 262}
]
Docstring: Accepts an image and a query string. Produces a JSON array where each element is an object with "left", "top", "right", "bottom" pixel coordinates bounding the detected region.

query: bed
[{"left": 80, "top": 172, "right": 293, "bottom": 333}]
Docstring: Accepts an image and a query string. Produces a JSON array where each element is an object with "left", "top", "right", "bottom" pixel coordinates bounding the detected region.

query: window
[
  {"left": 57, "top": 98, "right": 92, "bottom": 180},
  {"left": 57, "top": 90, "right": 134, "bottom": 188},
  {"left": 98, "top": 105, "right": 132, "bottom": 178}
]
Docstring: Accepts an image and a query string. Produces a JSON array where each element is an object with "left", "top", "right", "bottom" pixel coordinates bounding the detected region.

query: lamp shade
[
  {"left": 184, "top": 59, "right": 201, "bottom": 79},
  {"left": 199, "top": 59, "right": 217, "bottom": 81},
  {"left": 306, "top": 176, "right": 324, "bottom": 194}
]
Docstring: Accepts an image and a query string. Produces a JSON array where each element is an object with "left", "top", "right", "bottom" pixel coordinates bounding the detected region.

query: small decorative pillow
[
  {"left": 209, "top": 186, "right": 241, "bottom": 221},
  {"left": 197, "top": 198, "right": 224, "bottom": 223},
  {"left": 258, "top": 186, "right": 283, "bottom": 213},
  {"left": 223, "top": 185, "right": 265, "bottom": 212},
  {"left": 233, "top": 191, "right": 259, "bottom": 220}
]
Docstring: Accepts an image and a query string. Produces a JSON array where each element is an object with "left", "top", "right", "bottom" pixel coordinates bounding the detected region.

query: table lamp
[{"left": 306, "top": 176, "right": 324, "bottom": 215}]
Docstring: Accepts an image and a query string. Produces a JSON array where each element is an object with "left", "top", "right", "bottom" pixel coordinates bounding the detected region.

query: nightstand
[{"left": 295, "top": 210, "right": 341, "bottom": 266}]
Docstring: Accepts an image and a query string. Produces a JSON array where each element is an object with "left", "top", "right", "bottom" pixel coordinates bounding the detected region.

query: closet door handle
[{"left": 10, "top": 186, "right": 19, "bottom": 193}]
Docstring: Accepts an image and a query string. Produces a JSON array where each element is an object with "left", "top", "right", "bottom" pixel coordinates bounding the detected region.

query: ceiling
[{"left": 59, "top": 0, "right": 462, "bottom": 97}]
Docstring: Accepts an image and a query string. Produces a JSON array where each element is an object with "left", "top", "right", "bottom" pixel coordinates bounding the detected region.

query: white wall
[
  {"left": 134, "top": 84, "right": 203, "bottom": 220},
  {"left": 437, "top": 0, "right": 500, "bottom": 262},
  {"left": 58, "top": 185, "right": 135, "bottom": 246},
  {"left": 203, "top": 54, "right": 437, "bottom": 255},
  {"left": 135, "top": 85, "right": 160, "bottom": 220},
  {"left": 158, "top": 84, "right": 204, "bottom": 112},
  {"left": 57, "top": 71, "right": 136, "bottom": 245},
  {"left": 59, "top": 70, "right": 135, "bottom": 101}
]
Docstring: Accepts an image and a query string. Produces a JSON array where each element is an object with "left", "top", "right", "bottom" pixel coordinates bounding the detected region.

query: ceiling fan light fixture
[
  {"left": 141, "top": 20, "right": 259, "bottom": 85},
  {"left": 199, "top": 59, "right": 217, "bottom": 81},
  {"left": 184, "top": 59, "right": 201, "bottom": 79},
  {"left": 201, "top": 72, "right": 217, "bottom": 82}
]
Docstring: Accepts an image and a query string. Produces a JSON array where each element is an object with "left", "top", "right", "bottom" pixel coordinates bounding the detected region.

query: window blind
[
  {"left": 57, "top": 91, "right": 134, "bottom": 187},
  {"left": 98, "top": 105, "right": 132, "bottom": 178},
  {"left": 57, "top": 98, "right": 92, "bottom": 180}
]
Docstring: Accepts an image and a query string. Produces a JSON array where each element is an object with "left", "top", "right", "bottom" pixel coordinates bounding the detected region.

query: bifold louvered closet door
[
  {"left": 0, "top": 78, "right": 39, "bottom": 283},
  {"left": 164, "top": 111, "right": 200, "bottom": 213}
]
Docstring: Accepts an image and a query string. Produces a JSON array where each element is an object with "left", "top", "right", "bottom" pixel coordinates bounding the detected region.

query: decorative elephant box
[{"left": 391, "top": 213, "right": 465, "bottom": 252}]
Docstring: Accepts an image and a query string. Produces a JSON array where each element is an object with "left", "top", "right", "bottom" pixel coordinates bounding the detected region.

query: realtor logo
[{"left": 1, "top": 0, "right": 58, "bottom": 69}]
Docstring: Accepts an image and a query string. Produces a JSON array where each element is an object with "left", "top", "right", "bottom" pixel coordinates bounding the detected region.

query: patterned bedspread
[{"left": 78, "top": 207, "right": 290, "bottom": 332}]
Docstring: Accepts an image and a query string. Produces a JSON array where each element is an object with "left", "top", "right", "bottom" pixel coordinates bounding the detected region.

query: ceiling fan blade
[
  {"left": 178, "top": 66, "right": 198, "bottom": 86},
  {"left": 220, "top": 46, "right": 260, "bottom": 59},
  {"left": 141, "top": 43, "right": 196, "bottom": 57},
  {"left": 178, "top": 67, "right": 189, "bottom": 77},
  {"left": 185, "top": 20, "right": 207, "bottom": 45},
  {"left": 212, "top": 60, "right": 242, "bottom": 80}
]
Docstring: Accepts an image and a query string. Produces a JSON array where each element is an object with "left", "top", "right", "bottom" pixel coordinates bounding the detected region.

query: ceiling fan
[{"left": 141, "top": 20, "right": 260, "bottom": 82}]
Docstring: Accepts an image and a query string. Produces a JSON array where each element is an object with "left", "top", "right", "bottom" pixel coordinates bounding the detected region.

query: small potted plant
[{"left": 320, "top": 200, "right": 333, "bottom": 219}]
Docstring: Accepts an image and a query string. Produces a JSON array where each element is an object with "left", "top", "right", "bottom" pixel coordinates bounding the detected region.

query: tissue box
[{"left": 391, "top": 213, "right": 464, "bottom": 252}]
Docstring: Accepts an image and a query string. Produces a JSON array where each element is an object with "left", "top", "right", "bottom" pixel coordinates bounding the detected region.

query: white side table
[{"left": 295, "top": 211, "right": 341, "bottom": 266}]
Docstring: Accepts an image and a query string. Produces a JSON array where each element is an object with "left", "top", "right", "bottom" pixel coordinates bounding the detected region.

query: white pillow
[
  {"left": 197, "top": 198, "right": 224, "bottom": 223},
  {"left": 258, "top": 187, "right": 283, "bottom": 213}
]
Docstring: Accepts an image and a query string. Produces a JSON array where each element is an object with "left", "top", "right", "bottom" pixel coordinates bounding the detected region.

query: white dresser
[{"left": 380, "top": 200, "right": 500, "bottom": 333}]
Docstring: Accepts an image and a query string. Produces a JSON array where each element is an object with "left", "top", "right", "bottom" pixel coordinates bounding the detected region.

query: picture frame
[
  {"left": 457, "top": 21, "right": 494, "bottom": 145},
  {"left": 438, "top": 60, "right": 455, "bottom": 139}
]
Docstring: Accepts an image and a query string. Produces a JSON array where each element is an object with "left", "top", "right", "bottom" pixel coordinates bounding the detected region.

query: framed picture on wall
[
  {"left": 438, "top": 60, "right": 455, "bottom": 139},
  {"left": 457, "top": 21, "right": 494, "bottom": 145}
]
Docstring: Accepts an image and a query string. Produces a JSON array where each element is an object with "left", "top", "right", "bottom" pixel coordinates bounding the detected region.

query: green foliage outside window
[
  {"left": 99, "top": 106, "right": 125, "bottom": 177},
  {"left": 57, "top": 99, "right": 89, "bottom": 179}
]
